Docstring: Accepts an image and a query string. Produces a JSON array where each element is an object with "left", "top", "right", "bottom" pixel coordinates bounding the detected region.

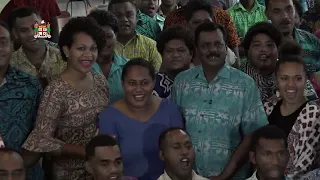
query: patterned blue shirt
[
  {"left": 171, "top": 64, "right": 268, "bottom": 179},
  {"left": 153, "top": 72, "right": 174, "bottom": 98},
  {"left": 0, "top": 67, "right": 44, "bottom": 180}
]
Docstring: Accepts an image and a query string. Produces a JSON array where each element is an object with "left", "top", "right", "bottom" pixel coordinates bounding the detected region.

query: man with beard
[
  {"left": 85, "top": 135, "right": 137, "bottom": 180},
  {"left": 247, "top": 125, "right": 290, "bottom": 180},
  {"left": 265, "top": 0, "right": 320, "bottom": 76},
  {"left": 157, "top": 128, "right": 208, "bottom": 180},
  {"left": 242, "top": 22, "right": 319, "bottom": 103},
  {"left": 153, "top": 25, "right": 193, "bottom": 98},
  {"left": 171, "top": 22, "right": 268, "bottom": 179}
]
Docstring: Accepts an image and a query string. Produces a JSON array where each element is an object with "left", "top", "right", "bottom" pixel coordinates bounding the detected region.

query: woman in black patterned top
[
  {"left": 153, "top": 25, "right": 194, "bottom": 98},
  {"left": 264, "top": 40, "right": 320, "bottom": 179}
]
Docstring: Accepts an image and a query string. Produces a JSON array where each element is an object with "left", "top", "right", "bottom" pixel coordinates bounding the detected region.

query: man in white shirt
[
  {"left": 157, "top": 128, "right": 208, "bottom": 180},
  {"left": 247, "top": 125, "right": 290, "bottom": 180}
]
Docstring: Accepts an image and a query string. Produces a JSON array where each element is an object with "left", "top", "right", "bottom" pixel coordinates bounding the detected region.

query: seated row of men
[{"left": 2, "top": 126, "right": 319, "bottom": 180}]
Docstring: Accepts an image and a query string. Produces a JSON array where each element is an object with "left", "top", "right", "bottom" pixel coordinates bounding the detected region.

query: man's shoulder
[
  {"left": 136, "top": 34, "right": 157, "bottom": 45},
  {"left": 227, "top": 65, "right": 257, "bottom": 84},
  {"left": 175, "top": 66, "right": 200, "bottom": 81},
  {"left": 296, "top": 28, "right": 320, "bottom": 42},
  {"left": 7, "top": 67, "right": 41, "bottom": 88}
]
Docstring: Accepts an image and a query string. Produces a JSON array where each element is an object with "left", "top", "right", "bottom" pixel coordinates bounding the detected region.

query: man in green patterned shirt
[
  {"left": 136, "top": 0, "right": 165, "bottom": 30},
  {"left": 228, "top": 0, "right": 268, "bottom": 39},
  {"left": 108, "top": 0, "right": 161, "bottom": 41}
]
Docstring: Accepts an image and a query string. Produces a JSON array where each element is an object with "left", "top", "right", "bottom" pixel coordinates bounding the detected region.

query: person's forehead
[
  {"left": 252, "top": 33, "right": 274, "bottom": 42},
  {"left": 257, "top": 138, "right": 286, "bottom": 150},
  {"left": 101, "top": 26, "right": 114, "bottom": 33},
  {"left": 191, "top": 10, "right": 211, "bottom": 18},
  {"left": 269, "top": 0, "right": 293, "bottom": 8},
  {"left": 111, "top": 2, "right": 136, "bottom": 12},
  {"left": 94, "top": 145, "right": 121, "bottom": 159},
  {"left": 72, "top": 32, "right": 96, "bottom": 45},
  {"left": 0, "top": 26, "right": 10, "bottom": 39},
  {"left": 0, "top": 152, "right": 24, "bottom": 168},
  {"left": 15, "top": 14, "right": 40, "bottom": 27},
  {"left": 199, "top": 30, "right": 224, "bottom": 40},
  {"left": 165, "top": 39, "right": 187, "bottom": 47},
  {"left": 166, "top": 130, "right": 190, "bottom": 142}
]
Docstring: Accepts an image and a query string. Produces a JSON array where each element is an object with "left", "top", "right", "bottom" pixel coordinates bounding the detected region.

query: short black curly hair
[
  {"left": 87, "top": 9, "right": 119, "bottom": 33},
  {"left": 184, "top": 0, "right": 213, "bottom": 22},
  {"left": 58, "top": 17, "right": 107, "bottom": 61},
  {"left": 156, "top": 24, "right": 194, "bottom": 55},
  {"left": 243, "top": 22, "right": 282, "bottom": 53}
]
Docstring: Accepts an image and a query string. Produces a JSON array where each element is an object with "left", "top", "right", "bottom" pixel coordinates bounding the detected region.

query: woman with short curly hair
[{"left": 22, "top": 17, "right": 109, "bottom": 180}]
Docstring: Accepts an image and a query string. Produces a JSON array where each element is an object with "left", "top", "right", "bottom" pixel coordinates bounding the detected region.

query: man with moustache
[
  {"left": 247, "top": 125, "right": 290, "bottom": 180},
  {"left": 265, "top": 0, "right": 320, "bottom": 76},
  {"left": 158, "top": 128, "right": 208, "bottom": 180},
  {"left": 85, "top": 135, "right": 137, "bottom": 180},
  {"left": 171, "top": 22, "right": 268, "bottom": 179}
]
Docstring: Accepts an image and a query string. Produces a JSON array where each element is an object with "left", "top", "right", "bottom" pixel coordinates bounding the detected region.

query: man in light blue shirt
[
  {"left": 171, "top": 22, "right": 268, "bottom": 179},
  {"left": 88, "top": 9, "right": 127, "bottom": 104}
]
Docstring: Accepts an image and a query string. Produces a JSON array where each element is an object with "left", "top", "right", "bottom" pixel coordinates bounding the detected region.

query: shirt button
[
  {"left": 198, "top": 130, "right": 201, "bottom": 133},
  {"left": 197, "top": 149, "right": 200, "bottom": 152}
]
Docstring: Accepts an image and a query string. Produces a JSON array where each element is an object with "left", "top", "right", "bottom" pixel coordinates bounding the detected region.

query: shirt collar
[
  {"left": 117, "top": 33, "right": 139, "bottom": 46},
  {"left": 195, "top": 63, "right": 231, "bottom": 81},
  {"left": 153, "top": 13, "right": 165, "bottom": 22},
  {"left": 250, "top": 171, "right": 290, "bottom": 180},
  {"left": 113, "top": 53, "right": 127, "bottom": 67},
  {"left": 162, "top": 170, "right": 199, "bottom": 180},
  {"left": 0, "top": 78, "right": 6, "bottom": 87}
]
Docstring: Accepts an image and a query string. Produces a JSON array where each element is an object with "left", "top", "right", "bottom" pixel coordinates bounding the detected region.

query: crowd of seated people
[{"left": 0, "top": 0, "right": 320, "bottom": 180}]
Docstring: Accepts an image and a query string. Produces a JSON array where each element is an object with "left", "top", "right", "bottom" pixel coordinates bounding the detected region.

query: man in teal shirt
[
  {"left": 265, "top": 0, "right": 320, "bottom": 75},
  {"left": 171, "top": 22, "right": 268, "bottom": 179},
  {"left": 88, "top": 10, "right": 127, "bottom": 104},
  {"left": 258, "top": 0, "right": 308, "bottom": 12},
  {"left": 136, "top": 0, "right": 165, "bottom": 30}
]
